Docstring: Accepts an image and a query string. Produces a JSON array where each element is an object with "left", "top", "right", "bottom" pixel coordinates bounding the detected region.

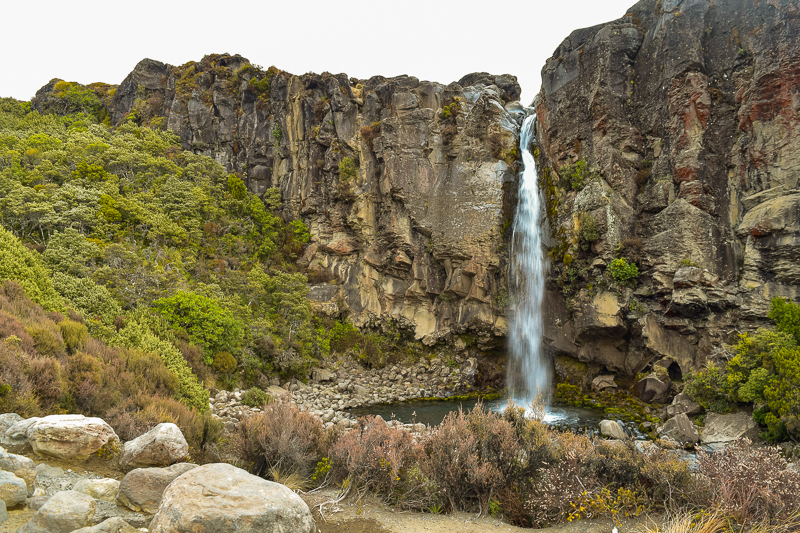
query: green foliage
[
  {"left": 241, "top": 386, "right": 272, "bottom": 407},
  {"left": 606, "top": 257, "right": 639, "bottom": 283},
  {"left": 290, "top": 219, "right": 311, "bottom": 244},
  {"left": 684, "top": 298, "right": 800, "bottom": 441},
  {"left": 212, "top": 351, "right": 237, "bottom": 374},
  {"left": 153, "top": 290, "right": 244, "bottom": 363},
  {"left": 272, "top": 123, "right": 282, "bottom": 142},
  {"left": 0, "top": 226, "right": 62, "bottom": 311},
  {"left": 59, "top": 319, "right": 88, "bottom": 354},
  {"left": 678, "top": 258, "right": 699, "bottom": 268},
  {"left": 52, "top": 273, "right": 122, "bottom": 339},
  {"left": 768, "top": 297, "right": 800, "bottom": 345},
  {"left": 113, "top": 315, "right": 209, "bottom": 411},
  {"left": 338, "top": 157, "right": 358, "bottom": 182},
  {"left": 562, "top": 159, "right": 589, "bottom": 190},
  {"left": 43, "top": 228, "right": 101, "bottom": 276},
  {"left": 329, "top": 320, "right": 360, "bottom": 353},
  {"left": 577, "top": 212, "right": 599, "bottom": 251}
]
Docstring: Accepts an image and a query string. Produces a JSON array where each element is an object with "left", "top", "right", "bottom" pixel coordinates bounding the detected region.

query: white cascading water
[{"left": 507, "top": 113, "right": 551, "bottom": 403}]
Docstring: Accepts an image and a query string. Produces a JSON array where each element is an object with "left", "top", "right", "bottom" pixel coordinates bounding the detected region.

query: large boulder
[
  {"left": 0, "top": 451, "right": 36, "bottom": 495},
  {"left": 149, "top": 463, "right": 315, "bottom": 533},
  {"left": 700, "top": 412, "right": 760, "bottom": 444},
  {"left": 119, "top": 423, "right": 188, "bottom": 470},
  {"left": 26, "top": 415, "right": 119, "bottom": 460},
  {"left": 666, "top": 393, "right": 703, "bottom": 418},
  {"left": 633, "top": 374, "right": 671, "bottom": 403},
  {"left": 599, "top": 420, "right": 627, "bottom": 440},
  {"left": 18, "top": 490, "right": 95, "bottom": 533},
  {"left": 0, "top": 470, "right": 26, "bottom": 507},
  {"left": 71, "top": 517, "right": 139, "bottom": 533},
  {"left": 73, "top": 478, "right": 120, "bottom": 503},
  {"left": 659, "top": 414, "right": 700, "bottom": 444},
  {"left": 117, "top": 463, "right": 198, "bottom": 514}
]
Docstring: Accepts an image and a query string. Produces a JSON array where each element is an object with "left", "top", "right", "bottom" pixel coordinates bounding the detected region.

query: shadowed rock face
[
  {"left": 535, "top": 0, "right": 800, "bottom": 379},
  {"left": 34, "top": 56, "right": 522, "bottom": 353}
]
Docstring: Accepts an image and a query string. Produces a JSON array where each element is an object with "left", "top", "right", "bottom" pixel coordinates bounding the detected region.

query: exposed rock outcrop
[
  {"left": 535, "top": 0, "right": 800, "bottom": 379},
  {"left": 34, "top": 58, "right": 522, "bottom": 354}
]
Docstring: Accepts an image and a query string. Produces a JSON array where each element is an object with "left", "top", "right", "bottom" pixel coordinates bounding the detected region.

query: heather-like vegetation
[{"left": 231, "top": 399, "right": 800, "bottom": 529}]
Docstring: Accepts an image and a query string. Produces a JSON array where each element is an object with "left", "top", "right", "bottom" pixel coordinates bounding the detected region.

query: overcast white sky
[{"left": 1, "top": 0, "right": 635, "bottom": 105}]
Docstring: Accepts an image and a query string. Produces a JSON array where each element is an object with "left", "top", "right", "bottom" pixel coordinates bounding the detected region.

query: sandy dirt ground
[{"left": 303, "top": 489, "right": 655, "bottom": 533}]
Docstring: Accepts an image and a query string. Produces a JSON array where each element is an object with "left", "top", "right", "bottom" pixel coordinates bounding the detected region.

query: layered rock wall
[
  {"left": 34, "top": 58, "right": 523, "bottom": 350},
  {"left": 535, "top": 0, "right": 800, "bottom": 383}
]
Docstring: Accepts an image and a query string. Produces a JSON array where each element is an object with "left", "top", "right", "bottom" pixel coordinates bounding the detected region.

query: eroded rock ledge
[{"left": 34, "top": 58, "right": 524, "bottom": 354}]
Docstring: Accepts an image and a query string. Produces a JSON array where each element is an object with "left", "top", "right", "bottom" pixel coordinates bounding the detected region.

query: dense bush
[
  {"left": 330, "top": 415, "right": 433, "bottom": 508},
  {"left": 236, "top": 400, "right": 331, "bottom": 482},
  {"left": 697, "top": 439, "right": 800, "bottom": 525},
  {"left": 685, "top": 297, "right": 800, "bottom": 441},
  {"left": 607, "top": 257, "right": 639, "bottom": 282},
  {"left": 0, "top": 226, "right": 62, "bottom": 311}
]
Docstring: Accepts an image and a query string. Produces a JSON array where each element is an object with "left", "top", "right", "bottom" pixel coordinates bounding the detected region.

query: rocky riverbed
[{"left": 210, "top": 354, "right": 490, "bottom": 433}]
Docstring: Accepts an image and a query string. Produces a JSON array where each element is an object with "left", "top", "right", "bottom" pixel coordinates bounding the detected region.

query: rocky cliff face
[
  {"left": 34, "top": 57, "right": 523, "bottom": 352},
  {"left": 534, "top": 0, "right": 800, "bottom": 384}
]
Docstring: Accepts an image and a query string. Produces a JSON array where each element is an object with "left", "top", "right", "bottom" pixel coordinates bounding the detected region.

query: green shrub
[
  {"left": 577, "top": 212, "right": 599, "bottom": 250},
  {"left": 59, "top": 319, "right": 88, "bottom": 354},
  {"left": 607, "top": 258, "right": 639, "bottom": 282},
  {"left": 212, "top": 351, "right": 237, "bottom": 374},
  {"left": 338, "top": 157, "right": 358, "bottom": 182},
  {"left": 113, "top": 317, "right": 209, "bottom": 411},
  {"left": 241, "top": 387, "right": 272, "bottom": 407},
  {"left": 27, "top": 326, "right": 65, "bottom": 357},
  {"left": 153, "top": 290, "right": 243, "bottom": 364}
]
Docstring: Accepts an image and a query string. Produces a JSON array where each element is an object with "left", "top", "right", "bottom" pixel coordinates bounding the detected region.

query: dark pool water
[{"left": 347, "top": 398, "right": 607, "bottom": 430}]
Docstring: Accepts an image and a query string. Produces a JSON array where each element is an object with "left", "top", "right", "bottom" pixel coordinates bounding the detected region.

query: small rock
[
  {"left": 35, "top": 463, "right": 63, "bottom": 477},
  {"left": 633, "top": 374, "right": 671, "bottom": 403},
  {"left": 73, "top": 478, "right": 120, "bottom": 503},
  {"left": 70, "top": 517, "right": 140, "bottom": 533},
  {"left": 666, "top": 392, "right": 703, "bottom": 418},
  {"left": 2, "top": 417, "right": 40, "bottom": 446},
  {"left": 599, "top": 420, "right": 627, "bottom": 440},
  {"left": 18, "top": 490, "right": 95, "bottom": 532},
  {"left": 591, "top": 375, "right": 618, "bottom": 391},
  {"left": 0, "top": 413, "right": 23, "bottom": 441},
  {"left": 0, "top": 470, "right": 26, "bottom": 508},
  {"left": 26, "top": 495, "right": 50, "bottom": 511},
  {"left": 119, "top": 423, "right": 189, "bottom": 470}
]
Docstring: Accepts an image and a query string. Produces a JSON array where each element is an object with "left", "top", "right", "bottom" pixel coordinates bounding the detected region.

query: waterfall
[{"left": 507, "top": 113, "right": 551, "bottom": 403}]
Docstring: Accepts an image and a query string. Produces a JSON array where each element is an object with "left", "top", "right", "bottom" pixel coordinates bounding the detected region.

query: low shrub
[
  {"left": 26, "top": 325, "right": 65, "bottom": 357},
  {"left": 330, "top": 416, "right": 433, "bottom": 509},
  {"left": 607, "top": 257, "right": 639, "bottom": 283},
  {"left": 697, "top": 439, "right": 800, "bottom": 525},
  {"left": 236, "top": 400, "right": 329, "bottom": 483},
  {"left": 59, "top": 319, "right": 88, "bottom": 353},
  {"left": 241, "top": 387, "right": 272, "bottom": 407},
  {"left": 423, "top": 404, "right": 521, "bottom": 513}
]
